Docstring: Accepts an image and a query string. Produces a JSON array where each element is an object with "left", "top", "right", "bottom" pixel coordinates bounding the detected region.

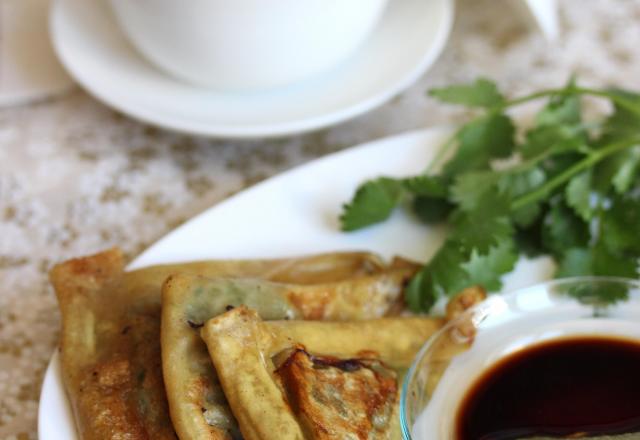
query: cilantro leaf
[
  {"left": 498, "top": 167, "right": 546, "bottom": 199},
  {"left": 562, "top": 282, "right": 630, "bottom": 309},
  {"left": 428, "top": 242, "right": 471, "bottom": 297},
  {"left": 406, "top": 243, "right": 470, "bottom": 312},
  {"left": 601, "top": 89, "right": 640, "bottom": 142},
  {"left": 540, "top": 152, "right": 585, "bottom": 182},
  {"left": 408, "top": 238, "right": 518, "bottom": 312},
  {"left": 444, "top": 113, "right": 516, "bottom": 175},
  {"left": 402, "top": 174, "right": 448, "bottom": 197},
  {"left": 612, "top": 146, "right": 640, "bottom": 193},
  {"left": 565, "top": 170, "right": 598, "bottom": 221},
  {"left": 450, "top": 167, "right": 545, "bottom": 223},
  {"left": 592, "top": 142, "right": 640, "bottom": 195},
  {"left": 340, "top": 177, "right": 404, "bottom": 231},
  {"left": 461, "top": 240, "right": 518, "bottom": 291},
  {"left": 535, "top": 88, "right": 581, "bottom": 127},
  {"left": 450, "top": 192, "right": 512, "bottom": 254},
  {"left": 450, "top": 171, "right": 498, "bottom": 212},
  {"left": 412, "top": 196, "right": 452, "bottom": 224},
  {"left": 556, "top": 246, "right": 638, "bottom": 278},
  {"left": 541, "top": 198, "right": 589, "bottom": 257},
  {"left": 591, "top": 246, "right": 639, "bottom": 278},
  {"left": 521, "top": 124, "right": 587, "bottom": 159},
  {"left": 452, "top": 214, "right": 513, "bottom": 254},
  {"left": 405, "top": 269, "right": 435, "bottom": 312},
  {"left": 612, "top": 153, "right": 640, "bottom": 193},
  {"left": 521, "top": 82, "right": 586, "bottom": 159},
  {"left": 512, "top": 202, "right": 542, "bottom": 228},
  {"left": 555, "top": 248, "right": 592, "bottom": 278},
  {"left": 428, "top": 78, "right": 504, "bottom": 108},
  {"left": 515, "top": 217, "right": 545, "bottom": 257},
  {"left": 601, "top": 193, "right": 640, "bottom": 255}
]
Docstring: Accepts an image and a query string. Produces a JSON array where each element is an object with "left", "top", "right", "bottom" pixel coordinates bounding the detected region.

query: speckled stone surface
[{"left": 1, "top": 0, "right": 640, "bottom": 438}]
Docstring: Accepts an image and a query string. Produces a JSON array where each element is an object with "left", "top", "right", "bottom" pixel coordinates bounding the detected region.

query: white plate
[
  {"left": 49, "top": 0, "right": 453, "bottom": 138},
  {"left": 38, "top": 127, "right": 555, "bottom": 438}
]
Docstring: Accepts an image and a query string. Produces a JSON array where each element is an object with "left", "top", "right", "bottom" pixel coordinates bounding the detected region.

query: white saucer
[{"left": 50, "top": 0, "right": 453, "bottom": 138}]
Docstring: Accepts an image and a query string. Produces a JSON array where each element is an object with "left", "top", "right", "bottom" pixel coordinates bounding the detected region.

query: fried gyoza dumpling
[
  {"left": 275, "top": 348, "right": 398, "bottom": 440},
  {"left": 200, "top": 306, "right": 443, "bottom": 440},
  {"left": 50, "top": 248, "right": 391, "bottom": 439},
  {"left": 161, "top": 262, "right": 418, "bottom": 439},
  {"left": 50, "top": 249, "right": 176, "bottom": 440}
]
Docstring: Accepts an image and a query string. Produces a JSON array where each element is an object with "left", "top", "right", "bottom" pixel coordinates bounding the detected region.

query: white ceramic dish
[
  {"left": 38, "top": 127, "right": 555, "bottom": 438},
  {"left": 49, "top": 0, "right": 453, "bottom": 138}
]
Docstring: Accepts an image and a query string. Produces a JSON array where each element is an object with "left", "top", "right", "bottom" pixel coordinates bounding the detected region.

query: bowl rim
[{"left": 399, "top": 275, "right": 640, "bottom": 440}]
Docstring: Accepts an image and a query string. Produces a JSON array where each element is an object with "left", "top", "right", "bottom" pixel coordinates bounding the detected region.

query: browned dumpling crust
[
  {"left": 50, "top": 249, "right": 177, "bottom": 440},
  {"left": 275, "top": 347, "right": 398, "bottom": 440}
]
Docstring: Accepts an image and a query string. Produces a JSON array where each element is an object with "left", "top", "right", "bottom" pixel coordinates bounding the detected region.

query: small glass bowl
[{"left": 400, "top": 277, "right": 640, "bottom": 440}]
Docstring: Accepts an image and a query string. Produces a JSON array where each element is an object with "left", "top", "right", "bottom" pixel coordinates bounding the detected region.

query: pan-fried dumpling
[
  {"left": 161, "top": 263, "right": 418, "bottom": 439},
  {"left": 50, "top": 249, "right": 177, "bottom": 440},
  {"left": 200, "top": 306, "right": 442, "bottom": 440},
  {"left": 50, "top": 248, "right": 389, "bottom": 439}
]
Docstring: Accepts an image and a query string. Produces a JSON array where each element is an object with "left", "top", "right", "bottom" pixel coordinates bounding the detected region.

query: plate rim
[
  {"left": 129, "top": 127, "right": 452, "bottom": 270},
  {"left": 49, "top": 0, "right": 454, "bottom": 138}
]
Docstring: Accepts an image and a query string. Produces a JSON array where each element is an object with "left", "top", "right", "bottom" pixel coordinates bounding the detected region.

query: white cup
[{"left": 108, "top": 0, "right": 389, "bottom": 91}]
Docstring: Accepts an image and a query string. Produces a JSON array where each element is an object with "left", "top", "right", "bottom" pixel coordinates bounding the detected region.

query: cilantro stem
[
  {"left": 501, "top": 89, "right": 562, "bottom": 107},
  {"left": 426, "top": 132, "right": 457, "bottom": 173},
  {"left": 511, "top": 137, "right": 640, "bottom": 210},
  {"left": 501, "top": 87, "right": 640, "bottom": 117},
  {"left": 508, "top": 148, "right": 558, "bottom": 174},
  {"left": 573, "top": 88, "right": 640, "bottom": 116}
]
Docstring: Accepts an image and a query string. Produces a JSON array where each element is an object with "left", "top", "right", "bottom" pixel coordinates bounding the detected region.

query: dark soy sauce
[{"left": 456, "top": 337, "right": 640, "bottom": 440}]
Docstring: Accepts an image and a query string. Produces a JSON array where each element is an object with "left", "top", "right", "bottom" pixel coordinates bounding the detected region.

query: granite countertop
[{"left": 1, "top": 0, "right": 640, "bottom": 438}]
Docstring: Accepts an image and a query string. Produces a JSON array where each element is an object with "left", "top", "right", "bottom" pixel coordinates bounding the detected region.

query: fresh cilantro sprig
[{"left": 340, "top": 78, "right": 640, "bottom": 312}]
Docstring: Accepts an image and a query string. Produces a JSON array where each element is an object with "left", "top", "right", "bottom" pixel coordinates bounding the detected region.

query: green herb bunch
[{"left": 340, "top": 78, "right": 640, "bottom": 312}]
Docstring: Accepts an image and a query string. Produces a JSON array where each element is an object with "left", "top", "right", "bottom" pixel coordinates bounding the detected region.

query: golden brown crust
[
  {"left": 275, "top": 348, "right": 398, "bottom": 440},
  {"left": 445, "top": 285, "right": 487, "bottom": 320},
  {"left": 50, "top": 249, "right": 176, "bottom": 440},
  {"left": 267, "top": 317, "right": 443, "bottom": 370},
  {"left": 283, "top": 267, "right": 417, "bottom": 320},
  {"left": 202, "top": 307, "right": 305, "bottom": 440},
  {"left": 446, "top": 285, "right": 487, "bottom": 341}
]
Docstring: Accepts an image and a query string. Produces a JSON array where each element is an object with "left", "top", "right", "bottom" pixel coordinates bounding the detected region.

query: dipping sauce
[{"left": 456, "top": 337, "right": 640, "bottom": 440}]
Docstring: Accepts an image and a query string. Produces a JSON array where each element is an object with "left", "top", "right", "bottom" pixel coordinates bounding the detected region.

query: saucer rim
[{"left": 49, "top": 0, "right": 454, "bottom": 139}]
